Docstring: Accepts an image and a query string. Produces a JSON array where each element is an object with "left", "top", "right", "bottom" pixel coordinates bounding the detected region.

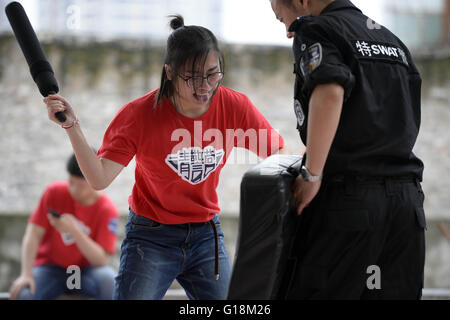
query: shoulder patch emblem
[
  {"left": 294, "top": 99, "right": 305, "bottom": 127},
  {"left": 300, "top": 43, "right": 323, "bottom": 76},
  {"left": 108, "top": 218, "right": 118, "bottom": 235}
]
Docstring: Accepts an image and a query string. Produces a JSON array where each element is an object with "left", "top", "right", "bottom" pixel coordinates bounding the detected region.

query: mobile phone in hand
[{"left": 48, "top": 209, "right": 61, "bottom": 218}]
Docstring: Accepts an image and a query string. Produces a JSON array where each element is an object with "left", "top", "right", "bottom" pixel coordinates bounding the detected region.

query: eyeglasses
[{"left": 177, "top": 72, "right": 224, "bottom": 88}]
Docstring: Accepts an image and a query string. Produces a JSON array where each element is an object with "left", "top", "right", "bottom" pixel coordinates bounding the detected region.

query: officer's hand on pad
[{"left": 293, "top": 176, "right": 322, "bottom": 215}]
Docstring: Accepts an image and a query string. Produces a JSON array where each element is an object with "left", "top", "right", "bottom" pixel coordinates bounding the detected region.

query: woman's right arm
[{"left": 44, "top": 94, "right": 124, "bottom": 190}]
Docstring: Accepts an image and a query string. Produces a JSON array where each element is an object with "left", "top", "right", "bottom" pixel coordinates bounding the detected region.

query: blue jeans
[
  {"left": 17, "top": 265, "right": 116, "bottom": 300},
  {"left": 114, "top": 209, "right": 231, "bottom": 300}
]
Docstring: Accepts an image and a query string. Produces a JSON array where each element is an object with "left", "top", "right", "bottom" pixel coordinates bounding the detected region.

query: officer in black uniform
[{"left": 271, "top": 0, "right": 426, "bottom": 299}]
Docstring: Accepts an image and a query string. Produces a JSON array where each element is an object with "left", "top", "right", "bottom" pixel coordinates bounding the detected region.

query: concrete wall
[
  {"left": 0, "top": 35, "right": 300, "bottom": 217},
  {"left": 0, "top": 35, "right": 449, "bottom": 292}
]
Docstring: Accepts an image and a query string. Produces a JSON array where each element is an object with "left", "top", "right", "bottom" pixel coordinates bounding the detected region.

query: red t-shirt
[
  {"left": 29, "top": 181, "right": 119, "bottom": 268},
  {"left": 98, "top": 86, "right": 284, "bottom": 224}
]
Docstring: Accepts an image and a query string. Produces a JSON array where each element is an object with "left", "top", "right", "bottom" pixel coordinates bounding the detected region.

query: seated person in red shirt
[{"left": 9, "top": 153, "right": 119, "bottom": 300}]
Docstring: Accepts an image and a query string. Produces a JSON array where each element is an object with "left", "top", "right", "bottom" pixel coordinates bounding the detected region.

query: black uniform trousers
[{"left": 282, "top": 176, "right": 426, "bottom": 300}]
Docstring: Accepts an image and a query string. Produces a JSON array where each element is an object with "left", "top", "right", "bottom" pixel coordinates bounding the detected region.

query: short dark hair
[
  {"left": 154, "top": 15, "right": 224, "bottom": 108},
  {"left": 67, "top": 153, "right": 83, "bottom": 178},
  {"left": 66, "top": 148, "right": 97, "bottom": 178}
]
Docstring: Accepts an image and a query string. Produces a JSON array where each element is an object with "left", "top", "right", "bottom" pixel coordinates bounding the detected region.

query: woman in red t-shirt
[{"left": 44, "top": 15, "right": 287, "bottom": 300}]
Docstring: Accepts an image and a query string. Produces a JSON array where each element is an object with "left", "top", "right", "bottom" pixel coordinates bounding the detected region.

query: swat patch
[
  {"left": 353, "top": 40, "right": 409, "bottom": 66},
  {"left": 294, "top": 99, "right": 305, "bottom": 127},
  {"left": 300, "top": 43, "right": 323, "bottom": 76}
]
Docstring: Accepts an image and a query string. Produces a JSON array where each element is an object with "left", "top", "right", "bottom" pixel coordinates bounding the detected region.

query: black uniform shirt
[{"left": 290, "top": 0, "right": 424, "bottom": 180}]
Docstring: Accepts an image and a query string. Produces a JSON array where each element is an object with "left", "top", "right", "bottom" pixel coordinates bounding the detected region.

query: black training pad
[{"left": 227, "top": 155, "right": 302, "bottom": 299}]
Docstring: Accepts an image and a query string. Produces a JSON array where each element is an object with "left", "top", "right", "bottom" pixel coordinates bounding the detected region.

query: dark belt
[
  {"left": 209, "top": 220, "right": 220, "bottom": 281},
  {"left": 323, "top": 174, "right": 417, "bottom": 184}
]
